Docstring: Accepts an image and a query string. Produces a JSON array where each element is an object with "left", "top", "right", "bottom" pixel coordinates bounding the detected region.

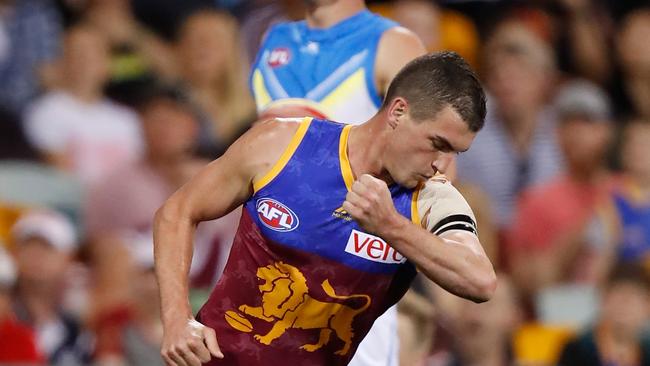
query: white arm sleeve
[{"left": 416, "top": 176, "right": 478, "bottom": 237}]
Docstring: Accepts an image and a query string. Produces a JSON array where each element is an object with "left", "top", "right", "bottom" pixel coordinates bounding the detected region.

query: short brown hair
[{"left": 381, "top": 51, "right": 486, "bottom": 132}]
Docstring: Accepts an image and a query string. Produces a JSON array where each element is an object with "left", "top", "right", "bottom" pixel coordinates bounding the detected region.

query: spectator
[
  {"left": 388, "top": 0, "right": 480, "bottom": 68},
  {"left": 93, "top": 234, "right": 164, "bottom": 366},
  {"left": 84, "top": 83, "right": 238, "bottom": 318},
  {"left": 613, "top": 8, "right": 650, "bottom": 120},
  {"left": 553, "top": 0, "right": 612, "bottom": 84},
  {"left": 0, "top": 0, "right": 62, "bottom": 115},
  {"left": 23, "top": 24, "right": 142, "bottom": 185},
  {"left": 456, "top": 15, "right": 563, "bottom": 230},
  {"left": 558, "top": 263, "right": 650, "bottom": 366},
  {"left": 81, "top": 0, "right": 176, "bottom": 84},
  {"left": 613, "top": 119, "right": 650, "bottom": 264},
  {"left": 0, "top": 245, "right": 44, "bottom": 364},
  {"left": 11, "top": 209, "right": 93, "bottom": 366},
  {"left": 507, "top": 79, "right": 619, "bottom": 296},
  {"left": 175, "top": 9, "right": 255, "bottom": 152},
  {"left": 428, "top": 275, "right": 522, "bottom": 366}
]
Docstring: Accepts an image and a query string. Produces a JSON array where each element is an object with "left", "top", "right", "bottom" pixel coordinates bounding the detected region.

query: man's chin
[{"left": 396, "top": 177, "right": 420, "bottom": 189}]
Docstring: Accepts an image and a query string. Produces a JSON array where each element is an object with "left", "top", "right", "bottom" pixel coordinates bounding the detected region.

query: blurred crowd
[{"left": 0, "top": 0, "right": 648, "bottom": 365}]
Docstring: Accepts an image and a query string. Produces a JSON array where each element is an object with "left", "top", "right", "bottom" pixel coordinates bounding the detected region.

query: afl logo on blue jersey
[
  {"left": 256, "top": 198, "right": 300, "bottom": 232},
  {"left": 268, "top": 47, "right": 291, "bottom": 68}
]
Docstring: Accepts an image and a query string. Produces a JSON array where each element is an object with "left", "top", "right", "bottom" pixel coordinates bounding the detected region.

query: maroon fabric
[{"left": 198, "top": 210, "right": 408, "bottom": 366}]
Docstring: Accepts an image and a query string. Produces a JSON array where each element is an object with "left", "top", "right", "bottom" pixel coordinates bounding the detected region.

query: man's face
[
  {"left": 141, "top": 99, "right": 198, "bottom": 159},
  {"left": 558, "top": 118, "right": 611, "bottom": 172},
  {"left": 15, "top": 238, "right": 69, "bottom": 283},
  {"left": 384, "top": 104, "right": 475, "bottom": 188},
  {"left": 601, "top": 282, "right": 650, "bottom": 337}
]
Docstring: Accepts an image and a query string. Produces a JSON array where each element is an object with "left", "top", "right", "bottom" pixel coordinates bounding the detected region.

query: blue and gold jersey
[
  {"left": 250, "top": 10, "right": 397, "bottom": 124},
  {"left": 198, "top": 118, "right": 420, "bottom": 365},
  {"left": 613, "top": 184, "right": 650, "bottom": 261}
]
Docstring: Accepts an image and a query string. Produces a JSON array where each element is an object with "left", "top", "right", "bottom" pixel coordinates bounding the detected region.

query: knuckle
[
  {"left": 199, "top": 354, "right": 211, "bottom": 363},
  {"left": 187, "top": 339, "right": 198, "bottom": 348},
  {"left": 171, "top": 344, "right": 186, "bottom": 354}
]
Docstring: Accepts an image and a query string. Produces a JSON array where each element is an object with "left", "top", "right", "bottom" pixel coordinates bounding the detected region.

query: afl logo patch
[
  {"left": 256, "top": 198, "right": 299, "bottom": 232},
  {"left": 268, "top": 48, "right": 291, "bottom": 68}
]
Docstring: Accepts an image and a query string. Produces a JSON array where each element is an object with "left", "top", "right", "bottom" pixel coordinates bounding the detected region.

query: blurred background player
[{"left": 250, "top": 0, "right": 425, "bottom": 125}]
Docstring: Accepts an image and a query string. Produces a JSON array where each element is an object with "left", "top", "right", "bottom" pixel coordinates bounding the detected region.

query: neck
[
  {"left": 500, "top": 108, "right": 540, "bottom": 156},
  {"left": 347, "top": 114, "right": 393, "bottom": 184},
  {"left": 601, "top": 321, "right": 639, "bottom": 346},
  {"left": 16, "top": 281, "right": 59, "bottom": 325},
  {"left": 459, "top": 340, "right": 508, "bottom": 366},
  {"left": 62, "top": 80, "right": 103, "bottom": 104},
  {"left": 633, "top": 174, "right": 650, "bottom": 194},
  {"left": 568, "top": 165, "right": 607, "bottom": 185},
  {"left": 305, "top": 1, "right": 365, "bottom": 29}
]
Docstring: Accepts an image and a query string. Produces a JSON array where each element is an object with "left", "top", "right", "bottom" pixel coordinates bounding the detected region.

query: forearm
[
  {"left": 154, "top": 199, "right": 197, "bottom": 325},
  {"left": 382, "top": 216, "right": 496, "bottom": 303}
]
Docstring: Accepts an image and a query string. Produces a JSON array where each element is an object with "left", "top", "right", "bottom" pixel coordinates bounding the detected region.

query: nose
[{"left": 432, "top": 153, "right": 454, "bottom": 175}]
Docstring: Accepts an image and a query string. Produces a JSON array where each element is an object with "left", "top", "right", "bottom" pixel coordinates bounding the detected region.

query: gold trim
[
  {"left": 339, "top": 125, "right": 355, "bottom": 191},
  {"left": 411, "top": 183, "right": 422, "bottom": 225},
  {"left": 253, "top": 117, "right": 312, "bottom": 193}
]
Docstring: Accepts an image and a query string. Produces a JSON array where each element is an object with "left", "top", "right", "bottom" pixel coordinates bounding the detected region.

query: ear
[{"left": 386, "top": 97, "right": 408, "bottom": 129}]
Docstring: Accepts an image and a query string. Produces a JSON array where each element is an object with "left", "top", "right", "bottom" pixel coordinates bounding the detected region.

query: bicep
[
  {"left": 173, "top": 153, "right": 252, "bottom": 224},
  {"left": 439, "top": 230, "right": 487, "bottom": 258},
  {"left": 167, "top": 119, "right": 302, "bottom": 223}
]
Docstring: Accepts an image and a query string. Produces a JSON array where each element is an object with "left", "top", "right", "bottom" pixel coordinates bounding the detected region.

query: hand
[
  {"left": 161, "top": 318, "right": 223, "bottom": 366},
  {"left": 342, "top": 174, "right": 403, "bottom": 236}
]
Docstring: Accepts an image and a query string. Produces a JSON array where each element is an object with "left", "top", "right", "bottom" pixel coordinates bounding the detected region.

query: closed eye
[
  {"left": 431, "top": 136, "right": 468, "bottom": 155},
  {"left": 432, "top": 138, "right": 454, "bottom": 153}
]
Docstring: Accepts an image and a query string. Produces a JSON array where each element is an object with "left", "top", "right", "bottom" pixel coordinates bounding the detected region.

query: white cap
[
  {"left": 0, "top": 245, "right": 16, "bottom": 287},
  {"left": 11, "top": 209, "right": 78, "bottom": 253},
  {"left": 555, "top": 79, "right": 612, "bottom": 122}
]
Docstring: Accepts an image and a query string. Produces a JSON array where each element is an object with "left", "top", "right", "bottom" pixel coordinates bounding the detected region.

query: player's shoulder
[
  {"left": 243, "top": 117, "right": 306, "bottom": 144},
  {"left": 378, "top": 26, "right": 426, "bottom": 53},
  {"left": 267, "top": 19, "right": 303, "bottom": 37},
  {"left": 375, "top": 26, "right": 426, "bottom": 90},
  {"left": 223, "top": 118, "right": 310, "bottom": 181}
]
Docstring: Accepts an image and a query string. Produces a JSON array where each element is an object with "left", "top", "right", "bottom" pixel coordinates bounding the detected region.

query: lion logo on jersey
[{"left": 225, "top": 262, "right": 371, "bottom": 356}]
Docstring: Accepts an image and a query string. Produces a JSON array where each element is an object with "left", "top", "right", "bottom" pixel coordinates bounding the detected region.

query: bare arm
[
  {"left": 386, "top": 223, "right": 495, "bottom": 303},
  {"left": 375, "top": 27, "right": 427, "bottom": 95},
  {"left": 154, "top": 119, "right": 302, "bottom": 365},
  {"left": 343, "top": 175, "right": 496, "bottom": 303}
]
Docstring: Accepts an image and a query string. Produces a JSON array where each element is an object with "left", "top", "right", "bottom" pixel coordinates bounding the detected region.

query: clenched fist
[
  {"left": 161, "top": 318, "right": 223, "bottom": 366},
  {"left": 342, "top": 174, "right": 404, "bottom": 236}
]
